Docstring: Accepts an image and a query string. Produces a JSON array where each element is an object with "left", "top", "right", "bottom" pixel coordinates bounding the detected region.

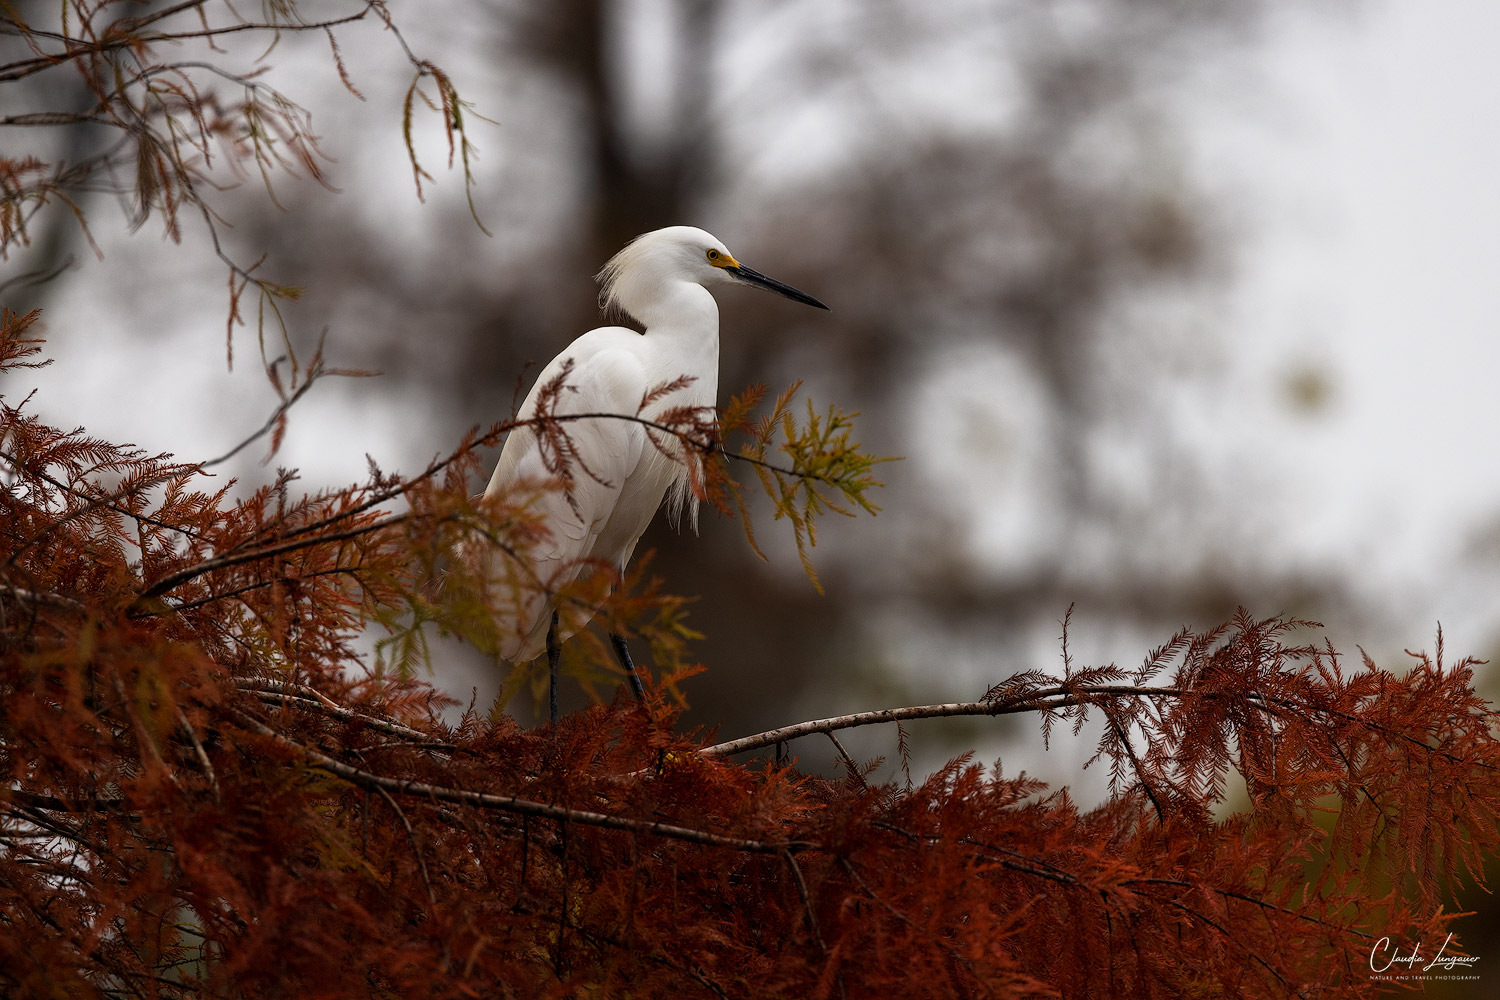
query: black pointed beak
[{"left": 728, "top": 264, "right": 829, "bottom": 311}]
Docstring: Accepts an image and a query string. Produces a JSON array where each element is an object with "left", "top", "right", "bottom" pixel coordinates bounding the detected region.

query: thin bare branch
[
  {"left": 371, "top": 783, "right": 437, "bottom": 907},
  {"left": 697, "top": 682, "right": 1500, "bottom": 773},
  {"left": 176, "top": 705, "right": 220, "bottom": 804},
  {"left": 0, "top": 585, "right": 85, "bottom": 612},
  {"left": 235, "top": 678, "right": 439, "bottom": 745},
  {"left": 131, "top": 511, "right": 408, "bottom": 608},
  {"left": 698, "top": 696, "right": 1068, "bottom": 757},
  {"left": 782, "top": 848, "right": 826, "bottom": 952},
  {"left": 233, "top": 710, "right": 807, "bottom": 854},
  {"left": 826, "top": 731, "right": 869, "bottom": 791}
]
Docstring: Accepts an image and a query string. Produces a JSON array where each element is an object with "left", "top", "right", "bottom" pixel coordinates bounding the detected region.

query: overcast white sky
[{"left": 1206, "top": 0, "right": 1500, "bottom": 661}]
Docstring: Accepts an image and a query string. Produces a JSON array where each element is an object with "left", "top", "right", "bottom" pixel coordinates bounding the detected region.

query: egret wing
[{"left": 484, "top": 337, "right": 650, "bottom": 660}]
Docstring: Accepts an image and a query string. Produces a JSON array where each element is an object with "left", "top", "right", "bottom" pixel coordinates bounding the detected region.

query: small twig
[
  {"left": 176, "top": 706, "right": 220, "bottom": 804},
  {"left": 131, "top": 511, "right": 406, "bottom": 608},
  {"left": 372, "top": 784, "right": 437, "bottom": 907},
  {"left": 0, "top": 253, "right": 76, "bottom": 295},
  {"left": 197, "top": 367, "right": 324, "bottom": 469},
  {"left": 235, "top": 679, "right": 446, "bottom": 747},
  {"left": 825, "top": 732, "right": 868, "bottom": 791},
  {"left": 838, "top": 856, "right": 908, "bottom": 926},
  {"left": 1125, "top": 877, "right": 1375, "bottom": 940},
  {"left": 166, "top": 565, "right": 367, "bottom": 615},
  {"left": 958, "top": 837, "right": 1082, "bottom": 886},
  {"left": 1102, "top": 708, "right": 1164, "bottom": 822},
  {"left": 0, "top": 585, "right": 85, "bottom": 612},
  {"left": 112, "top": 672, "right": 179, "bottom": 791},
  {"left": 782, "top": 848, "right": 826, "bottom": 953},
  {"left": 2, "top": 789, "right": 127, "bottom": 812}
]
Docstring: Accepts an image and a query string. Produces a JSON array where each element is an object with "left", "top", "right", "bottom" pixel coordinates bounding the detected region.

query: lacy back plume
[
  {"left": 595, "top": 232, "right": 651, "bottom": 324},
  {"left": 665, "top": 471, "right": 700, "bottom": 534}
]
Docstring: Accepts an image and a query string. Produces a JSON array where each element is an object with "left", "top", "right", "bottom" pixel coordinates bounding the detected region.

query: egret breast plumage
[{"left": 482, "top": 226, "right": 827, "bottom": 718}]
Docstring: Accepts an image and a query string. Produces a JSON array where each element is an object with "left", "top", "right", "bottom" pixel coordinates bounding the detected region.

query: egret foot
[
  {"left": 609, "top": 632, "right": 646, "bottom": 704},
  {"left": 546, "top": 610, "right": 560, "bottom": 726}
]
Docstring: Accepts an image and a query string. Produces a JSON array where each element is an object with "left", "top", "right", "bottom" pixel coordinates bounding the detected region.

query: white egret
[{"left": 484, "top": 226, "right": 828, "bottom": 722}]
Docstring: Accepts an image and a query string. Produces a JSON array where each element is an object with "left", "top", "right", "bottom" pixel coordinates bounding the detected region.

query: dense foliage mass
[{"left": 3, "top": 306, "right": 1498, "bottom": 997}]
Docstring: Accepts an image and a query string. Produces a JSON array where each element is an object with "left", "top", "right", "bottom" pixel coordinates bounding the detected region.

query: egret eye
[{"left": 706, "top": 249, "right": 720, "bottom": 261}]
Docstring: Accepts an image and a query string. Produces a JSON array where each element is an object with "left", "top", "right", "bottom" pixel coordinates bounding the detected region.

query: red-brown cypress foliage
[{"left": 3, "top": 306, "right": 1498, "bottom": 997}]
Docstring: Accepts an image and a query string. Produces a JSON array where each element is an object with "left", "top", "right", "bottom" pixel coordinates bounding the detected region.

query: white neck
[
  {"left": 630, "top": 281, "right": 720, "bottom": 406},
  {"left": 624, "top": 278, "right": 718, "bottom": 333}
]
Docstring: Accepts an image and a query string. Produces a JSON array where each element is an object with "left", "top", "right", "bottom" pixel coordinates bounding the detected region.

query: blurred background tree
[{"left": 6, "top": 0, "right": 1493, "bottom": 785}]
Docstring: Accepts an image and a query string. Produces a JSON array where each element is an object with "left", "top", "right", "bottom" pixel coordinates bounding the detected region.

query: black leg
[
  {"left": 608, "top": 632, "right": 646, "bottom": 703},
  {"left": 546, "top": 610, "right": 560, "bottom": 725}
]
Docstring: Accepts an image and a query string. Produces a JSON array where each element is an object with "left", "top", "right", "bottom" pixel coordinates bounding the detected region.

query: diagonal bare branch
[{"left": 232, "top": 710, "right": 809, "bottom": 855}]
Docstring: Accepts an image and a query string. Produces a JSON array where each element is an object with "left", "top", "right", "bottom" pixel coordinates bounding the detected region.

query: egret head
[{"left": 597, "top": 226, "right": 828, "bottom": 323}]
